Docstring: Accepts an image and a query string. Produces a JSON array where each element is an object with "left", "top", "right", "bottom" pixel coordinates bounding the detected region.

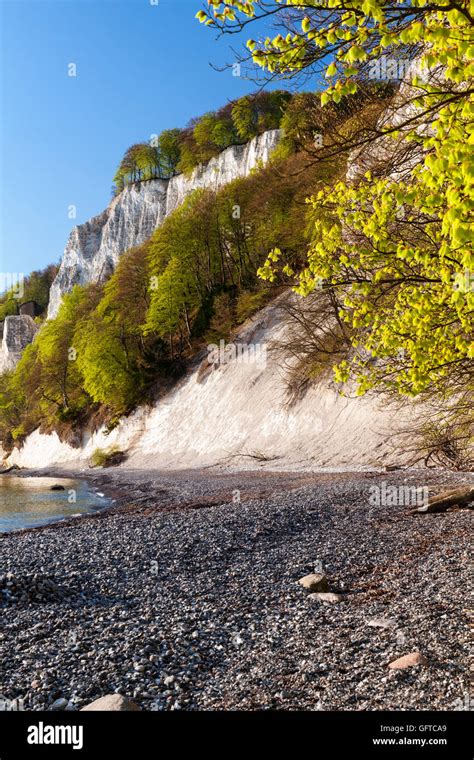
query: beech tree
[
  {"left": 231, "top": 90, "right": 292, "bottom": 140},
  {"left": 75, "top": 245, "right": 155, "bottom": 414},
  {"left": 158, "top": 128, "right": 182, "bottom": 175},
  {"left": 0, "top": 286, "right": 100, "bottom": 442},
  {"left": 113, "top": 142, "right": 163, "bottom": 193},
  {"left": 197, "top": 1, "right": 474, "bottom": 403}
]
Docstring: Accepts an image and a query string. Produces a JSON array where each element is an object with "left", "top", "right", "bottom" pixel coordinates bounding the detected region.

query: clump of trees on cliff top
[{"left": 112, "top": 90, "right": 292, "bottom": 194}]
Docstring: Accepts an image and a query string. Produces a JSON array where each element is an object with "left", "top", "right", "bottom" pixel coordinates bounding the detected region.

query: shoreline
[
  {"left": 1, "top": 463, "right": 473, "bottom": 537},
  {"left": 0, "top": 471, "right": 119, "bottom": 538},
  {"left": 2, "top": 463, "right": 469, "bottom": 537},
  {"left": 0, "top": 464, "right": 394, "bottom": 537}
]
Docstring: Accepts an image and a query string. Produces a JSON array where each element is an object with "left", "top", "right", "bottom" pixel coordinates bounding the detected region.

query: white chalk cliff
[
  {"left": 48, "top": 130, "right": 282, "bottom": 319},
  {"left": 0, "top": 316, "right": 38, "bottom": 374},
  {"left": 7, "top": 297, "right": 411, "bottom": 471}
]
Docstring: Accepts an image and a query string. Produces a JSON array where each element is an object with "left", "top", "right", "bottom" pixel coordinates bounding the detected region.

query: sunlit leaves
[{"left": 199, "top": 1, "right": 473, "bottom": 398}]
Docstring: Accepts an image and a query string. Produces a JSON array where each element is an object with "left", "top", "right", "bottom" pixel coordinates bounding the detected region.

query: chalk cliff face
[
  {"left": 5, "top": 83, "right": 431, "bottom": 470},
  {"left": 8, "top": 297, "right": 411, "bottom": 470},
  {"left": 0, "top": 316, "right": 38, "bottom": 374},
  {"left": 47, "top": 182, "right": 168, "bottom": 320},
  {"left": 47, "top": 130, "right": 282, "bottom": 319},
  {"left": 165, "top": 128, "right": 282, "bottom": 215}
]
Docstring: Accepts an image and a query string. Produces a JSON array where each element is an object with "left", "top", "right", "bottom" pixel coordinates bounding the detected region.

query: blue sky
[{"left": 0, "top": 0, "right": 298, "bottom": 276}]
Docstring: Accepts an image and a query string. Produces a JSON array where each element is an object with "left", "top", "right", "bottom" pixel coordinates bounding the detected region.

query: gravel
[{"left": 0, "top": 467, "right": 471, "bottom": 711}]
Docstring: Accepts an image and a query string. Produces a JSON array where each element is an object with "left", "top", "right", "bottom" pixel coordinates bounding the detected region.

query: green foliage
[
  {"left": 158, "top": 129, "right": 182, "bottom": 175},
  {"left": 90, "top": 446, "right": 125, "bottom": 468},
  {"left": 205, "top": 292, "right": 234, "bottom": 344},
  {"left": 203, "top": 2, "right": 474, "bottom": 402},
  {"left": 145, "top": 190, "right": 221, "bottom": 351},
  {"left": 75, "top": 245, "right": 160, "bottom": 414},
  {"left": 276, "top": 92, "right": 322, "bottom": 157},
  {"left": 0, "top": 285, "right": 100, "bottom": 444},
  {"left": 296, "top": 174, "right": 473, "bottom": 398},
  {"left": 146, "top": 149, "right": 337, "bottom": 356},
  {"left": 276, "top": 84, "right": 393, "bottom": 158},
  {"left": 231, "top": 90, "right": 292, "bottom": 141},
  {"left": 176, "top": 93, "right": 291, "bottom": 173},
  {"left": 32, "top": 285, "right": 100, "bottom": 417},
  {"left": 0, "top": 367, "right": 28, "bottom": 446},
  {"left": 235, "top": 288, "right": 269, "bottom": 324},
  {"left": 113, "top": 142, "right": 163, "bottom": 194},
  {"left": 0, "top": 264, "right": 58, "bottom": 321},
  {"left": 193, "top": 106, "right": 238, "bottom": 158},
  {"left": 0, "top": 298, "right": 17, "bottom": 320}
]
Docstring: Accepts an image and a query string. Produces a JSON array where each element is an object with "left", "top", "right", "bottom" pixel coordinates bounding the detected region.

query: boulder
[
  {"left": 80, "top": 694, "right": 141, "bottom": 711},
  {"left": 298, "top": 573, "right": 329, "bottom": 592}
]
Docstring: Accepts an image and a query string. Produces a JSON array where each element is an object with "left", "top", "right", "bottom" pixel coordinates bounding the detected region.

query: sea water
[{"left": 0, "top": 476, "right": 110, "bottom": 533}]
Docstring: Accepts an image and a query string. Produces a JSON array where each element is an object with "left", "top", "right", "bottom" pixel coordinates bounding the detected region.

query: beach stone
[
  {"left": 298, "top": 573, "right": 329, "bottom": 592},
  {"left": 80, "top": 694, "right": 141, "bottom": 711},
  {"left": 367, "top": 617, "right": 397, "bottom": 629},
  {"left": 51, "top": 698, "right": 69, "bottom": 710},
  {"left": 388, "top": 652, "right": 427, "bottom": 669},
  {"left": 309, "top": 592, "right": 343, "bottom": 604},
  {"left": 50, "top": 485, "right": 65, "bottom": 491}
]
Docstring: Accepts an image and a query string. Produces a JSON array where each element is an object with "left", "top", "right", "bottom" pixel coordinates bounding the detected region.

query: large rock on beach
[
  {"left": 80, "top": 694, "right": 141, "bottom": 711},
  {"left": 298, "top": 573, "right": 329, "bottom": 592},
  {"left": 388, "top": 652, "right": 428, "bottom": 670}
]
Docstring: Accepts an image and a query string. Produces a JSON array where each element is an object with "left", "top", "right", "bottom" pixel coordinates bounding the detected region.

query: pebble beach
[{"left": 0, "top": 467, "right": 472, "bottom": 712}]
